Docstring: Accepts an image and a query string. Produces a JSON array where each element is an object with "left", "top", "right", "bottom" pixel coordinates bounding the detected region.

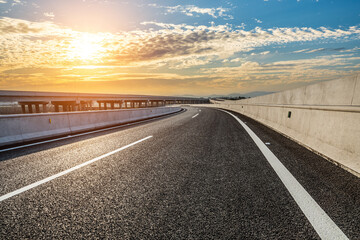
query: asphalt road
[{"left": 0, "top": 107, "right": 359, "bottom": 239}]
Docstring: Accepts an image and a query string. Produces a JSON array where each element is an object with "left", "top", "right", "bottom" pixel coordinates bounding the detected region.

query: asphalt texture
[{"left": 0, "top": 107, "right": 359, "bottom": 239}]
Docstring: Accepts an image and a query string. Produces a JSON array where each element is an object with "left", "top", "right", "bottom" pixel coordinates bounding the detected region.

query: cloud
[
  {"left": 251, "top": 51, "right": 270, "bottom": 56},
  {"left": 0, "top": 17, "right": 60, "bottom": 34},
  {"left": 0, "top": 0, "right": 7, "bottom": 3},
  {"left": 1, "top": 17, "right": 360, "bottom": 95},
  {"left": 230, "top": 58, "right": 242, "bottom": 62},
  {"left": 43, "top": 12, "right": 55, "bottom": 19},
  {"left": 293, "top": 47, "right": 347, "bottom": 54},
  {"left": 306, "top": 48, "right": 325, "bottom": 53},
  {"left": 12, "top": 0, "right": 24, "bottom": 6},
  {"left": 293, "top": 48, "right": 310, "bottom": 53},
  {"left": 2, "top": 17, "right": 360, "bottom": 72},
  {"left": 340, "top": 47, "right": 360, "bottom": 52},
  {"left": 254, "top": 18, "right": 262, "bottom": 23},
  {"left": 199, "top": 55, "right": 359, "bottom": 92},
  {"left": 149, "top": 4, "right": 234, "bottom": 19},
  {"left": 2, "top": 18, "right": 360, "bottom": 70}
]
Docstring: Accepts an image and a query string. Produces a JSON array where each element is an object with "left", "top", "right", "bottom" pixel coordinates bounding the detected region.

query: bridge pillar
[
  {"left": 51, "top": 101, "right": 76, "bottom": 112},
  {"left": 42, "top": 103, "right": 47, "bottom": 112},
  {"left": 28, "top": 104, "right": 33, "bottom": 113},
  {"left": 18, "top": 101, "right": 49, "bottom": 114}
]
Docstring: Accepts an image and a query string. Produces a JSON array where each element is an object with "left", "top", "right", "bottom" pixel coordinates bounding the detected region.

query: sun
[{"left": 67, "top": 33, "right": 105, "bottom": 62}]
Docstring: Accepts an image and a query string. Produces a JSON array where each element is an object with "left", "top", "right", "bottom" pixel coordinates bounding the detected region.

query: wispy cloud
[
  {"left": 149, "top": 4, "right": 234, "bottom": 19},
  {"left": 254, "top": 18, "right": 262, "bottom": 23},
  {"left": 293, "top": 48, "right": 310, "bottom": 53},
  {"left": 306, "top": 48, "right": 325, "bottom": 53},
  {"left": 12, "top": 0, "right": 24, "bottom": 6},
  {"left": 251, "top": 51, "right": 270, "bottom": 56},
  {"left": 293, "top": 47, "right": 347, "bottom": 54},
  {"left": 43, "top": 12, "right": 55, "bottom": 19}
]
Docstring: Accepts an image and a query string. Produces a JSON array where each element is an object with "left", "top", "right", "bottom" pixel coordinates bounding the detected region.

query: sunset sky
[{"left": 0, "top": 0, "right": 359, "bottom": 96}]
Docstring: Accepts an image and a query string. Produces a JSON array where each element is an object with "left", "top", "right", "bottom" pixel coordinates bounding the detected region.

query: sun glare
[{"left": 67, "top": 33, "right": 105, "bottom": 62}]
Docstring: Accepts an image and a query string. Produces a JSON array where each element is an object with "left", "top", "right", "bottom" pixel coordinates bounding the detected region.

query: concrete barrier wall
[
  {"left": 200, "top": 74, "right": 360, "bottom": 176},
  {"left": 0, "top": 107, "right": 180, "bottom": 147}
]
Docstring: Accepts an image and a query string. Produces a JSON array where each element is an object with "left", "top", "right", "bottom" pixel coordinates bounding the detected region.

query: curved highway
[{"left": 0, "top": 107, "right": 359, "bottom": 239}]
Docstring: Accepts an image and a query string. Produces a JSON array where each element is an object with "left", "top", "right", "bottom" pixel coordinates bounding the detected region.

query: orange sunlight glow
[{"left": 66, "top": 33, "right": 106, "bottom": 63}]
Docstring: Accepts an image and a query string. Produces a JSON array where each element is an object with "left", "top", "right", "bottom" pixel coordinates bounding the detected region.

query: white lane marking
[
  {"left": 192, "top": 113, "right": 199, "bottom": 118},
  {"left": 0, "top": 110, "right": 182, "bottom": 153},
  {"left": 0, "top": 136, "right": 153, "bottom": 202},
  {"left": 221, "top": 110, "right": 348, "bottom": 240}
]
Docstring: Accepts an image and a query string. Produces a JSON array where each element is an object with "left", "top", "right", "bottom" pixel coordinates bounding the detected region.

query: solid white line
[
  {"left": 220, "top": 110, "right": 348, "bottom": 240},
  {"left": 0, "top": 110, "right": 182, "bottom": 153},
  {"left": 0, "top": 136, "right": 153, "bottom": 202},
  {"left": 192, "top": 113, "right": 199, "bottom": 118}
]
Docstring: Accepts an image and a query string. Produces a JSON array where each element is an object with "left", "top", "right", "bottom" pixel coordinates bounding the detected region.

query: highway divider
[
  {"left": 0, "top": 107, "right": 181, "bottom": 147},
  {"left": 198, "top": 74, "right": 360, "bottom": 176}
]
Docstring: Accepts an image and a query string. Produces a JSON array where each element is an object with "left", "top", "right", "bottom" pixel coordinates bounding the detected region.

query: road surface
[{"left": 0, "top": 107, "right": 359, "bottom": 239}]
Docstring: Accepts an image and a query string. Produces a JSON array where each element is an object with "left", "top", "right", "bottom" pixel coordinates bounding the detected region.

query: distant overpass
[{"left": 0, "top": 90, "right": 209, "bottom": 113}]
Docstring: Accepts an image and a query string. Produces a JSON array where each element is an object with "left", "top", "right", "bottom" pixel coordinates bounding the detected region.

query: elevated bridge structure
[{"left": 0, "top": 90, "right": 209, "bottom": 113}]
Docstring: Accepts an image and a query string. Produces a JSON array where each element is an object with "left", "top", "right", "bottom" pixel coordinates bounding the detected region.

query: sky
[{"left": 0, "top": 0, "right": 359, "bottom": 96}]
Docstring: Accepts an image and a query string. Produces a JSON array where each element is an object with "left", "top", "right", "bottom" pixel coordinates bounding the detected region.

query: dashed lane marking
[{"left": 0, "top": 136, "right": 153, "bottom": 202}]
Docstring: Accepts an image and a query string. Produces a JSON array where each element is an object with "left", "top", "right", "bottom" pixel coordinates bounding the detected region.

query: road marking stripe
[
  {"left": 0, "top": 109, "right": 183, "bottom": 153},
  {"left": 192, "top": 113, "right": 199, "bottom": 118},
  {"left": 221, "top": 109, "right": 348, "bottom": 240},
  {"left": 0, "top": 136, "right": 153, "bottom": 202}
]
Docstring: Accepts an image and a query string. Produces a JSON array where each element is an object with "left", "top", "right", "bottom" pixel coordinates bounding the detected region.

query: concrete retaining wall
[
  {"left": 0, "top": 107, "right": 180, "bottom": 147},
  {"left": 201, "top": 74, "right": 360, "bottom": 176}
]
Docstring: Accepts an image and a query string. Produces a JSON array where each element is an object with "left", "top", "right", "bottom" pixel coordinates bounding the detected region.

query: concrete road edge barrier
[
  {"left": 0, "top": 107, "right": 181, "bottom": 147},
  {"left": 195, "top": 74, "right": 360, "bottom": 176}
]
